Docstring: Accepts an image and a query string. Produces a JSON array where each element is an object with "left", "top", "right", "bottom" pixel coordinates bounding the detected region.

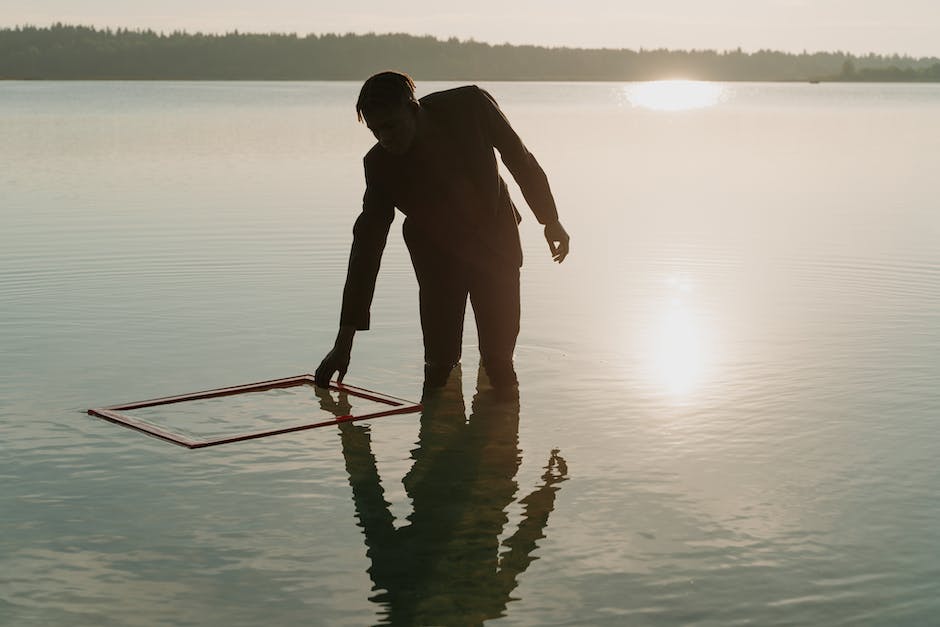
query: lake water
[{"left": 2, "top": 80, "right": 939, "bottom": 625}]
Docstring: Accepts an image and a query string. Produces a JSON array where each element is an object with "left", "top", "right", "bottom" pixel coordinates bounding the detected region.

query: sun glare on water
[
  {"left": 645, "top": 274, "right": 715, "bottom": 399},
  {"left": 625, "top": 80, "right": 725, "bottom": 111}
]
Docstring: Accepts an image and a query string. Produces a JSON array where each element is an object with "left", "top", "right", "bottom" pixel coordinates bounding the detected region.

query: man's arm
[
  {"left": 476, "top": 87, "right": 570, "bottom": 262},
  {"left": 339, "top": 422, "right": 398, "bottom": 544},
  {"left": 316, "top": 157, "right": 394, "bottom": 387},
  {"left": 494, "top": 449, "right": 568, "bottom": 598}
]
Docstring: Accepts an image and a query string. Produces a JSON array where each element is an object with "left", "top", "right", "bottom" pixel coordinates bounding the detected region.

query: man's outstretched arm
[
  {"left": 493, "top": 449, "right": 569, "bottom": 604},
  {"left": 477, "top": 87, "right": 570, "bottom": 263},
  {"left": 316, "top": 158, "right": 394, "bottom": 386}
]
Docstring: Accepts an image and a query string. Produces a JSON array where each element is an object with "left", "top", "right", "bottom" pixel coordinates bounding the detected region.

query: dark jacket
[{"left": 340, "top": 85, "right": 559, "bottom": 330}]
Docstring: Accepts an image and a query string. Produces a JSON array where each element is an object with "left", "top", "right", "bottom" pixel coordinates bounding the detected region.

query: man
[{"left": 315, "top": 71, "right": 569, "bottom": 390}]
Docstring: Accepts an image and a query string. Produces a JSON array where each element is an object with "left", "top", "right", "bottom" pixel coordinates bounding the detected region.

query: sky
[{"left": 4, "top": 0, "right": 940, "bottom": 58}]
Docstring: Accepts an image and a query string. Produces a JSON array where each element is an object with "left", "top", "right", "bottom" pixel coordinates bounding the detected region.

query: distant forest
[{"left": 2, "top": 24, "right": 939, "bottom": 82}]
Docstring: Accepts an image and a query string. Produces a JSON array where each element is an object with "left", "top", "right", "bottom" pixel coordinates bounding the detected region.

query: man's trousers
[{"left": 404, "top": 222, "right": 520, "bottom": 387}]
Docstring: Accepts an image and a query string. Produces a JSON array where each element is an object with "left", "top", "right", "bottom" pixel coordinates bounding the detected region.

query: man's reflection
[{"left": 322, "top": 366, "right": 567, "bottom": 625}]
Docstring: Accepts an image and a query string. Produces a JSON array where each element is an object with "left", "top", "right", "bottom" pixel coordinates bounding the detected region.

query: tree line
[{"left": 2, "top": 24, "right": 938, "bottom": 82}]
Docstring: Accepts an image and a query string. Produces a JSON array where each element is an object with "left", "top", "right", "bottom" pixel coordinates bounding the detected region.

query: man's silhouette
[
  {"left": 323, "top": 367, "right": 568, "bottom": 624},
  {"left": 315, "top": 71, "right": 569, "bottom": 390}
]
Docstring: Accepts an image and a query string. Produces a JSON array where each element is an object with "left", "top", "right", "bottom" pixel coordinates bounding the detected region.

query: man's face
[{"left": 363, "top": 101, "right": 418, "bottom": 155}]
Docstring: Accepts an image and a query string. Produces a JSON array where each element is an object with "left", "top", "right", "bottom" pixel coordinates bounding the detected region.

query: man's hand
[
  {"left": 544, "top": 220, "right": 570, "bottom": 263},
  {"left": 315, "top": 386, "right": 352, "bottom": 417},
  {"left": 542, "top": 448, "right": 569, "bottom": 486},
  {"left": 315, "top": 326, "right": 356, "bottom": 387}
]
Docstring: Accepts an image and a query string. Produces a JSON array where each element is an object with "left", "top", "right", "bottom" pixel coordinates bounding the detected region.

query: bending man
[{"left": 316, "top": 71, "right": 569, "bottom": 390}]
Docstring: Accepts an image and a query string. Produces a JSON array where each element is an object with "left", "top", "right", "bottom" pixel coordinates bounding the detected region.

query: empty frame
[{"left": 87, "top": 374, "right": 421, "bottom": 449}]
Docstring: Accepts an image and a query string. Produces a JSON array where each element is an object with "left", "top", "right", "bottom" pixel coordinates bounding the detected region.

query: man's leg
[
  {"left": 405, "top": 224, "right": 469, "bottom": 388},
  {"left": 469, "top": 266, "right": 520, "bottom": 388}
]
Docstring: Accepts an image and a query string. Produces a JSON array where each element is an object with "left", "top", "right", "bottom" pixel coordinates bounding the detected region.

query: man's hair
[{"left": 356, "top": 71, "right": 417, "bottom": 123}]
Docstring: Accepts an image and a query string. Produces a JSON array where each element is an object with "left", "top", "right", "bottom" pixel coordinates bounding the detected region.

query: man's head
[{"left": 356, "top": 71, "right": 419, "bottom": 155}]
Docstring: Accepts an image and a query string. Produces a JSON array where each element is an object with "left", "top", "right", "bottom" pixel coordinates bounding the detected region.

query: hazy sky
[{"left": 5, "top": 0, "right": 940, "bottom": 57}]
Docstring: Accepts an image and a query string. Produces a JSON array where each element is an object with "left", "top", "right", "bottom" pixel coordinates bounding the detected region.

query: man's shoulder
[
  {"left": 419, "top": 85, "right": 485, "bottom": 109},
  {"left": 363, "top": 143, "right": 387, "bottom": 168}
]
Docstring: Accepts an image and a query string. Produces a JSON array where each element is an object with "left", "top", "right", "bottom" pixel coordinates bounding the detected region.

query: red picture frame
[{"left": 87, "top": 374, "right": 422, "bottom": 449}]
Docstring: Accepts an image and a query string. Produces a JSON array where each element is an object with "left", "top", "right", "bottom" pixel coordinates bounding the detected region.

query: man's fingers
[
  {"left": 545, "top": 222, "right": 570, "bottom": 263},
  {"left": 315, "top": 357, "right": 335, "bottom": 388},
  {"left": 316, "top": 345, "right": 351, "bottom": 388}
]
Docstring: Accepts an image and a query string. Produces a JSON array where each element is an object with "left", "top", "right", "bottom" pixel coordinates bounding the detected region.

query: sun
[{"left": 624, "top": 80, "right": 725, "bottom": 111}]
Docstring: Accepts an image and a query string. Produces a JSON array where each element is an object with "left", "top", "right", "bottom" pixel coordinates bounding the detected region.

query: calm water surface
[{"left": 2, "top": 81, "right": 939, "bottom": 625}]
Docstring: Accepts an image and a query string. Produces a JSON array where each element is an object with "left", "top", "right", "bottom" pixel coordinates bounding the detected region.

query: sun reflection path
[
  {"left": 648, "top": 274, "right": 713, "bottom": 399},
  {"left": 625, "top": 80, "right": 726, "bottom": 111}
]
